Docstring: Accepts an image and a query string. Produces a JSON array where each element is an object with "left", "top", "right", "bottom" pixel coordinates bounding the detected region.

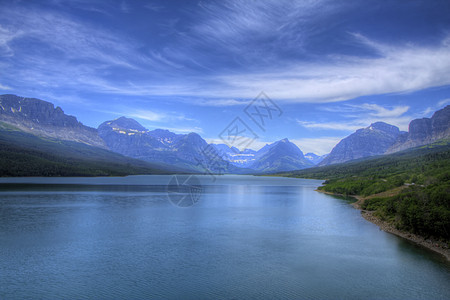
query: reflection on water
[{"left": 0, "top": 175, "right": 449, "bottom": 299}]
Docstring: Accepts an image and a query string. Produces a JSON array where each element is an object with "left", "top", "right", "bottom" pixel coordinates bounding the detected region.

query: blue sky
[{"left": 1, "top": 0, "right": 450, "bottom": 154}]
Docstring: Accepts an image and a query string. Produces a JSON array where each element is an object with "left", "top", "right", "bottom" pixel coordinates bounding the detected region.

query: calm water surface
[{"left": 0, "top": 175, "right": 449, "bottom": 299}]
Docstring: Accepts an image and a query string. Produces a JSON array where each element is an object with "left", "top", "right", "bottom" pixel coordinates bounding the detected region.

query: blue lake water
[{"left": 0, "top": 175, "right": 449, "bottom": 299}]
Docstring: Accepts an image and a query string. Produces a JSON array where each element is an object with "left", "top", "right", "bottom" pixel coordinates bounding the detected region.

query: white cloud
[
  {"left": 193, "top": 0, "right": 332, "bottom": 52},
  {"left": 204, "top": 137, "right": 272, "bottom": 152},
  {"left": 297, "top": 120, "right": 365, "bottom": 131},
  {"left": 196, "top": 99, "right": 250, "bottom": 106},
  {"left": 0, "top": 5, "right": 165, "bottom": 84},
  {"left": 0, "top": 25, "right": 22, "bottom": 57},
  {"left": 298, "top": 103, "right": 412, "bottom": 132},
  {"left": 299, "top": 117, "right": 412, "bottom": 132},
  {"left": 421, "top": 106, "right": 435, "bottom": 116},
  {"left": 128, "top": 110, "right": 164, "bottom": 122},
  {"left": 420, "top": 98, "right": 450, "bottom": 117},
  {"left": 92, "top": 106, "right": 195, "bottom": 125},
  {"left": 438, "top": 98, "right": 450, "bottom": 107},
  {"left": 98, "top": 33, "right": 450, "bottom": 104},
  {"left": 0, "top": 83, "right": 11, "bottom": 90},
  {"left": 210, "top": 36, "right": 450, "bottom": 102},
  {"left": 1, "top": 2, "right": 450, "bottom": 109},
  {"left": 353, "top": 103, "right": 410, "bottom": 118},
  {"left": 291, "top": 137, "right": 343, "bottom": 155},
  {"left": 149, "top": 126, "right": 204, "bottom": 135}
]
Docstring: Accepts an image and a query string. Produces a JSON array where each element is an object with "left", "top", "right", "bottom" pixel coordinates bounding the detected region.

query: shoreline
[{"left": 316, "top": 189, "right": 450, "bottom": 261}]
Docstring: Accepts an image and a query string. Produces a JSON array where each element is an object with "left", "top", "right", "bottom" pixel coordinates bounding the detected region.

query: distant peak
[
  {"left": 109, "top": 116, "right": 147, "bottom": 131},
  {"left": 187, "top": 132, "right": 201, "bottom": 138},
  {"left": 305, "top": 152, "right": 318, "bottom": 157},
  {"left": 151, "top": 128, "right": 171, "bottom": 133},
  {"left": 367, "top": 122, "right": 400, "bottom": 133},
  {"left": 115, "top": 116, "right": 132, "bottom": 122}
]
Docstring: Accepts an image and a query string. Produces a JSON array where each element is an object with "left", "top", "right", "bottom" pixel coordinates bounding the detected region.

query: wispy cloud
[
  {"left": 204, "top": 137, "right": 272, "bottom": 152},
  {"left": 298, "top": 103, "right": 412, "bottom": 131},
  {"left": 192, "top": 0, "right": 333, "bottom": 55},
  {"left": 421, "top": 98, "right": 450, "bottom": 117},
  {"left": 93, "top": 106, "right": 195, "bottom": 124},
  {"left": 352, "top": 103, "right": 410, "bottom": 118},
  {"left": 148, "top": 126, "right": 204, "bottom": 135},
  {"left": 0, "top": 24, "right": 21, "bottom": 57},
  {"left": 438, "top": 98, "right": 450, "bottom": 107},
  {"left": 12, "top": 10, "right": 135, "bottom": 67},
  {"left": 0, "top": 5, "right": 183, "bottom": 94},
  {"left": 211, "top": 35, "right": 450, "bottom": 102},
  {"left": 297, "top": 120, "right": 365, "bottom": 131},
  {"left": 0, "top": 83, "right": 11, "bottom": 90},
  {"left": 64, "top": 32, "right": 450, "bottom": 104},
  {"left": 2, "top": 2, "right": 450, "bottom": 107},
  {"left": 196, "top": 98, "right": 250, "bottom": 107},
  {"left": 127, "top": 110, "right": 165, "bottom": 122},
  {"left": 143, "top": 3, "right": 164, "bottom": 12}
]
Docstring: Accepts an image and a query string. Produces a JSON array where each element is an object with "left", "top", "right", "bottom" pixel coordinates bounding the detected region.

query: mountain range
[
  {"left": 387, "top": 106, "right": 450, "bottom": 153},
  {"left": 0, "top": 94, "right": 317, "bottom": 174},
  {"left": 1, "top": 94, "right": 449, "bottom": 175},
  {"left": 0, "top": 94, "right": 106, "bottom": 148},
  {"left": 211, "top": 139, "right": 314, "bottom": 173},
  {"left": 321, "top": 106, "right": 450, "bottom": 166},
  {"left": 98, "top": 116, "right": 244, "bottom": 173},
  {"left": 319, "top": 122, "right": 404, "bottom": 166}
]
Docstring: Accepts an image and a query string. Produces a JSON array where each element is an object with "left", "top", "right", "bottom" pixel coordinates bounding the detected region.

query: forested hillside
[
  {"left": 281, "top": 141, "right": 450, "bottom": 240},
  {"left": 0, "top": 122, "right": 174, "bottom": 176}
]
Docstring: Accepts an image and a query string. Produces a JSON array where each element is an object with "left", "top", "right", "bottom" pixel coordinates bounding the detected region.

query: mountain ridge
[
  {"left": 1, "top": 94, "right": 449, "bottom": 175},
  {"left": 387, "top": 105, "right": 450, "bottom": 153},
  {"left": 0, "top": 121, "right": 175, "bottom": 176},
  {"left": 98, "top": 117, "right": 243, "bottom": 173},
  {"left": 247, "top": 138, "right": 314, "bottom": 173},
  {"left": 0, "top": 94, "right": 106, "bottom": 148},
  {"left": 319, "top": 122, "right": 404, "bottom": 166}
]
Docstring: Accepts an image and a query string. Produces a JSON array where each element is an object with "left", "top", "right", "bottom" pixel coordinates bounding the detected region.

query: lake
[{"left": 0, "top": 175, "right": 449, "bottom": 299}]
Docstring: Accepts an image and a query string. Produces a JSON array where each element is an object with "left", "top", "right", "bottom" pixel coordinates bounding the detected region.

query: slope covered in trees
[
  {"left": 280, "top": 141, "right": 450, "bottom": 240},
  {"left": 0, "top": 122, "right": 175, "bottom": 176}
]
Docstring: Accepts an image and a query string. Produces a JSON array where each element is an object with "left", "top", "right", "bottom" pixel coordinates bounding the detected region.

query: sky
[{"left": 1, "top": 0, "right": 450, "bottom": 155}]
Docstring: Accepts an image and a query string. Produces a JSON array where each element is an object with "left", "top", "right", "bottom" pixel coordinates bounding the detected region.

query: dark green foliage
[
  {"left": 318, "top": 175, "right": 405, "bottom": 197},
  {"left": 283, "top": 141, "right": 450, "bottom": 182},
  {"left": 281, "top": 141, "right": 450, "bottom": 240},
  {"left": 361, "top": 197, "right": 386, "bottom": 211},
  {"left": 361, "top": 183, "right": 450, "bottom": 239},
  {"left": 0, "top": 126, "right": 173, "bottom": 176}
]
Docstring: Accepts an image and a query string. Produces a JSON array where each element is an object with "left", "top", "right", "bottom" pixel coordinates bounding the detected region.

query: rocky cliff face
[
  {"left": 98, "top": 117, "right": 234, "bottom": 172},
  {"left": 0, "top": 94, "right": 106, "bottom": 148},
  {"left": 248, "top": 138, "right": 313, "bottom": 172},
  {"left": 211, "top": 144, "right": 256, "bottom": 168},
  {"left": 212, "top": 139, "right": 313, "bottom": 172},
  {"left": 97, "top": 117, "right": 165, "bottom": 158},
  {"left": 387, "top": 105, "right": 450, "bottom": 153},
  {"left": 320, "top": 122, "right": 403, "bottom": 166}
]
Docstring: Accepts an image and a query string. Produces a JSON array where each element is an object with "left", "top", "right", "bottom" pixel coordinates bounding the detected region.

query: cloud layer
[
  {"left": 1, "top": 1, "right": 450, "bottom": 105},
  {"left": 0, "top": 1, "right": 449, "bottom": 154}
]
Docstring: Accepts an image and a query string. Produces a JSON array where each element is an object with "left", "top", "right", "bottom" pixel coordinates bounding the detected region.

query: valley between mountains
[{"left": 1, "top": 94, "right": 449, "bottom": 176}]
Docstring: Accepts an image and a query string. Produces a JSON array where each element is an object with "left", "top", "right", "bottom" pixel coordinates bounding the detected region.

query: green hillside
[
  {"left": 0, "top": 122, "right": 175, "bottom": 176},
  {"left": 280, "top": 141, "right": 450, "bottom": 240}
]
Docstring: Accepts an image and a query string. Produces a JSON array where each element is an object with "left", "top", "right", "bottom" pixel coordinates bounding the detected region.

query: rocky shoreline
[{"left": 317, "top": 189, "right": 450, "bottom": 261}]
